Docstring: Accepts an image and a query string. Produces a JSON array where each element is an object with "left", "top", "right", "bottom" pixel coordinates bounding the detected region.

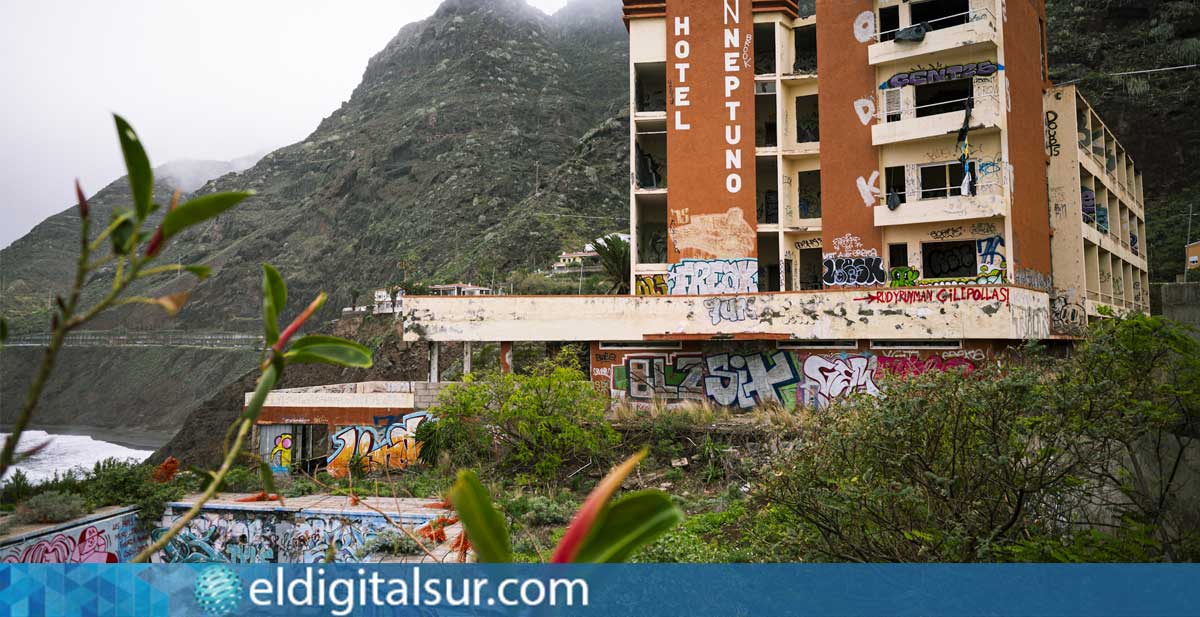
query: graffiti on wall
[
  {"left": 603, "top": 348, "right": 984, "bottom": 410},
  {"left": 881, "top": 61, "right": 1001, "bottom": 90},
  {"left": 327, "top": 411, "right": 429, "bottom": 478},
  {"left": 858, "top": 286, "right": 1011, "bottom": 305},
  {"left": 670, "top": 208, "right": 756, "bottom": 259},
  {"left": 704, "top": 297, "right": 754, "bottom": 325},
  {"left": 1, "top": 512, "right": 145, "bottom": 563},
  {"left": 635, "top": 274, "right": 669, "bottom": 296},
  {"left": 271, "top": 434, "right": 293, "bottom": 473},
  {"left": 668, "top": 259, "right": 759, "bottom": 295},
  {"left": 1050, "top": 290, "right": 1086, "bottom": 336},
  {"left": 1046, "top": 110, "right": 1062, "bottom": 157},
  {"left": 821, "top": 233, "right": 886, "bottom": 287},
  {"left": 151, "top": 510, "right": 428, "bottom": 564}
]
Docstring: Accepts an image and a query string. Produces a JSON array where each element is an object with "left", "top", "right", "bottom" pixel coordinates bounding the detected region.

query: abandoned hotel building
[{"left": 252, "top": 0, "right": 1150, "bottom": 476}]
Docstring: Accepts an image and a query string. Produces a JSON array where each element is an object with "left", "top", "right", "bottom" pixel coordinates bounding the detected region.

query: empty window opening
[
  {"left": 915, "top": 78, "right": 973, "bottom": 118},
  {"left": 922, "top": 241, "right": 977, "bottom": 279},
  {"left": 795, "top": 95, "right": 820, "bottom": 143},
  {"left": 884, "top": 165, "right": 907, "bottom": 207},
  {"left": 756, "top": 93, "right": 778, "bottom": 147},
  {"left": 796, "top": 171, "right": 822, "bottom": 219},
  {"left": 634, "top": 133, "right": 666, "bottom": 189},
  {"left": 636, "top": 195, "right": 667, "bottom": 264},
  {"left": 878, "top": 6, "right": 901, "bottom": 42},
  {"left": 888, "top": 243, "right": 909, "bottom": 269},
  {"left": 920, "top": 161, "right": 975, "bottom": 199},
  {"left": 779, "top": 339, "right": 858, "bottom": 350},
  {"left": 796, "top": 248, "right": 824, "bottom": 290},
  {"left": 758, "top": 235, "right": 781, "bottom": 292},
  {"left": 634, "top": 63, "right": 666, "bottom": 113},
  {"left": 757, "top": 158, "right": 779, "bottom": 224},
  {"left": 871, "top": 339, "right": 963, "bottom": 350},
  {"left": 792, "top": 25, "right": 817, "bottom": 73},
  {"left": 910, "top": 0, "right": 970, "bottom": 33},
  {"left": 754, "top": 23, "right": 776, "bottom": 75}
]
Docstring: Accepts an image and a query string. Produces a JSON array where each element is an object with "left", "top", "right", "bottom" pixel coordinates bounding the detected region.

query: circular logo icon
[{"left": 194, "top": 565, "right": 243, "bottom": 616}]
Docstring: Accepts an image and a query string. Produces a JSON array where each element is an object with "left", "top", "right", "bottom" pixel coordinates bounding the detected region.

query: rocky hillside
[{"left": 1046, "top": 0, "right": 1200, "bottom": 281}]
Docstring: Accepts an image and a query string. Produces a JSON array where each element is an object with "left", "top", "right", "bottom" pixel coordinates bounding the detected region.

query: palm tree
[{"left": 593, "top": 234, "right": 631, "bottom": 295}]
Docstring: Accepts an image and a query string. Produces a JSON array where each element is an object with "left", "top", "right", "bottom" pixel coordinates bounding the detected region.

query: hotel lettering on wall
[{"left": 666, "top": 0, "right": 758, "bottom": 271}]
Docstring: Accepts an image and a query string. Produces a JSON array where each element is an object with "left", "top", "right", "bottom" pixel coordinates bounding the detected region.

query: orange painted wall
[
  {"left": 815, "top": 0, "right": 883, "bottom": 268},
  {"left": 666, "top": 0, "right": 758, "bottom": 262},
  {"left": 1005, "top": 0, "right": 1053, "bottom": 288}
]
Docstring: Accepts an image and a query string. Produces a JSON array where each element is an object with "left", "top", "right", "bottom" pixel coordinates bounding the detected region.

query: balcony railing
[
  {"left": 875, "top": 93, "right": 997, "bottom": 125},
  {"left": 872, "top": 7, "right": 996, "bottom": 43}
]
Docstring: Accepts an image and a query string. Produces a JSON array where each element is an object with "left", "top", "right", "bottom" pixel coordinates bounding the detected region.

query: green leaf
[
  {"left": 161, "top": 191, "right": 253, "bottom": 239},
  {"left": 448, "top": 470, "right": 511, "bottom": 563},
  {"left": 283, "top": 335, "right": 373, "bottom": 368},
  {"left": 572, "top": 491, "right": 683, "bottom": 563},
  {"left": 110, "top": 215, "right": 136, "bottom": 255},
  {"left": 262, "top": 265, "right": 286, "bottom": 345},
  {"left": 184, "top": 265, "right": 212, "bottom": 280},
  {"left": 113, "top": 114, "right": 153, "bottom": 220},
  {"left": 257, "top": 455, "right": 277, "bottom": 495}
]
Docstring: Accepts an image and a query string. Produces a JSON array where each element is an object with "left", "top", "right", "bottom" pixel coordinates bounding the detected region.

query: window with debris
[
  {"left": 885, "top": 165, "right": 907, "bottom": 206},
  {"left": 920, "top": 161, "right": 975, "bottom": 199},
  {"left": 922, "top": 240, "right": 977, "bottom": 279},
  {"left": 910, "top": 0, "right": 970, "bottom": 33},
  {"left": 916, "top": 78, "right": 973, "bottom": 118}
]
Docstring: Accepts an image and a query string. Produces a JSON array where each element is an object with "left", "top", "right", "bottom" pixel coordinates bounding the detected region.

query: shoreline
[{"left": 0, "top": 424, "right": 169, "bottom": 452}]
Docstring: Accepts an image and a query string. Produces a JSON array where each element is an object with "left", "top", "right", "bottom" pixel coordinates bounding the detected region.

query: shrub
[
  {"left": 501, "top": 493, "right": 577, "bottom": 527},
  {"left": 427, "top": 348, "right": 618, "bottom": 481},
  {"left": 282, "top": 477, "right": 319, "bottom": 498},
  {"left": 15, "top": 491, "right": 89, "bottom": 524},
  {"left": 355, "top": 530, "right": 423, "bottom": 560}
]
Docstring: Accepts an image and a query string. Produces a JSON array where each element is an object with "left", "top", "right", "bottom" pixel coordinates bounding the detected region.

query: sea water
[{"left": 0, "top": 430, "right": 152, "bottom": 484}]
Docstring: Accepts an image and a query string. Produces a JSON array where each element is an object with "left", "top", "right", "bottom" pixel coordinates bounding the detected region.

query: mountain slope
[{"left": 85, "top": 0, "right": 628, "bottom": 331}]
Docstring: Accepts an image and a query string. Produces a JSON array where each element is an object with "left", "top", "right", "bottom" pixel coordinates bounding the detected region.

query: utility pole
[{"left": 1187, "top": 202, "right": 1196, "bottom": 283}]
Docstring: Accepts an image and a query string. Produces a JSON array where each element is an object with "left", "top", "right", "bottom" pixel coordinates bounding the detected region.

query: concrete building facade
[{"left": 380, "top": 0, "right": 1151, "bottom": 412}]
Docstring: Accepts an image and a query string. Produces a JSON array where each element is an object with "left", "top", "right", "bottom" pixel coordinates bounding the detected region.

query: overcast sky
[{"left": 0, "top": 0, "right": 569, "bottom": 249}]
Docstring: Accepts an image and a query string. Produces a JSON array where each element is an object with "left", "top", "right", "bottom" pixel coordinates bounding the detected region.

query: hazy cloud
[{"left": 0, "top": 0, "right": 569, "bottom": 248}]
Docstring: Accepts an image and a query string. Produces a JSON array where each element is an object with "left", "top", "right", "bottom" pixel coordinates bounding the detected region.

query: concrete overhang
[
  {"left": 399, "top": 286, "right": 1051, "bottom": 343},
  {"left": 869, "top": 17, "right": 998, "bottom": 67}
]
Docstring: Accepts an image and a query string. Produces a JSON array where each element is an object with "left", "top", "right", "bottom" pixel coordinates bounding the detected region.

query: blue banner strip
[{"left": 0, "top": 564, "right": 1196, "bottom": 617}]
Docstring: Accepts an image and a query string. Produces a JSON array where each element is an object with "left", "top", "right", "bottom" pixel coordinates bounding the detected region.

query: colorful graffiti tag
[
  {"left": 327, "top": 411, "right": 429, "bottom": 478},
  {"left": 271, "top": 433, "right": 293, "bottom": 473},
  {"left": 667, "top": 259, "right": 759, "bottom": 295},
  {"left": 1, "top": 511, "right": 145, "bottom": 563},
  {"left": 600, "top": 348, "right": 983, "bottom": 410},
  {"left": 635, "top": 274, "right": 669, "bottom": 296},
  {"left": 151, "top": 510, "right": 428, "bottom": 564}
]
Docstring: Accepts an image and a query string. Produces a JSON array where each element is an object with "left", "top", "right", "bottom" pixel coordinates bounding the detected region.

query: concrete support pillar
[
  {"left": 429, "top": 341, "right": 440, "bottom": 383},
  {"left": 463, "top": 341, "right": 472, "bottom": 375},
  {"left": 499, "top": 341, "right": 513, "bottom": 374}
]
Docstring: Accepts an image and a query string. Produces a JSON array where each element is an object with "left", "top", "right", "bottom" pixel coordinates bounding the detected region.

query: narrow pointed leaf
[
  {"left": 572, "top": 491, "right": 683, "bottom": 563},
  {"left": 184, "top": 265, "right": 212, "bottom": 280},
  {"left": 284, "top": 336, "right": 373, "bottom": 369},
  {"left": 110, "top": 215, "right": 136, "bottom": 255},
  {"left": 113, "top": 115, "right": 153, "bottom": 220},
  {"left": 448, "top": 470, "right": 511, "bottom": 563},
  {"left": 257, "top": 454, "right": 278, "bottom": 496},
  {"left": 551, "top": 449, "right": 647, "bottom": 563},
  {"left": 262, "top": 265, "right": 284, "bottom": 345},
  {"left": 161, "top": 191, "right": 253, "bottom": 239}
]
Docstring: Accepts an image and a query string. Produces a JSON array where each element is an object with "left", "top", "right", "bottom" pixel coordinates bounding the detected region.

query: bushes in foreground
[{"left": 422, "top": 348, "right": 618, "bottom": 482}]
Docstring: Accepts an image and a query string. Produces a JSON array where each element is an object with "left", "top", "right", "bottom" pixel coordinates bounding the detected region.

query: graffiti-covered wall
[
  {"left": 0, "top": 507, "right": 146, "bottom": 564},
  {"left": 592, "top": 341, "right": 990, "bottom": 410},
  {"left": 326, "top": 411, "right": 429, "bottom": 478},
  {"left": 151, "top": 504, "right": 437, "bottom": 564}
]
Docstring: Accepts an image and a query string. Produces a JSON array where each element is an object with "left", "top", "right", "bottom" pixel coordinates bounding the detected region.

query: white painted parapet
[{"left": 399, "top": 286, "right": 1051, "bottom": 342}]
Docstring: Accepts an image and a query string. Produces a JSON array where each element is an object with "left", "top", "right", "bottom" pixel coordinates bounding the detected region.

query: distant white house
[
  {"left": 551, "top": 234, "right": 630, "bottom": 275},
  {"left": 428, "top": 283, "right": 499, "bottom": 297}
]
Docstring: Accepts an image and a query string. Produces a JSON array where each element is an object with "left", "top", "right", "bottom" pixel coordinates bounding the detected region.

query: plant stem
[
  {"left": 131, "top": 365, "right": 277, "bottom": 563},
  {"left": 0, "top": 209, "right": 90, "bottom": 479}
]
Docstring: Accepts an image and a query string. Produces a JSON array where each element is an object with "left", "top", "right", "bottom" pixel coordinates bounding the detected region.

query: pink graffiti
[
  {"left": 2, "top": 526, "right": 117, "bottom": 563},
  {"left": 877, "top": 355, "right": 975, "bottom": 377},
  {"left": 803, "top": 355, "right": 880, "bottom": 407}
]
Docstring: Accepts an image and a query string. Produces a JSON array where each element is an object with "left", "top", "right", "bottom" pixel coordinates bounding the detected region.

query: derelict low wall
[{"left": 0, "top": 507, "right": 146, "bottom": 564}]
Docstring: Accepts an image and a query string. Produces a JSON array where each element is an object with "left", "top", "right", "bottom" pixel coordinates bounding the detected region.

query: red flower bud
[{"left": 75, "top": 179, "right": 88, "bottom": 218}]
